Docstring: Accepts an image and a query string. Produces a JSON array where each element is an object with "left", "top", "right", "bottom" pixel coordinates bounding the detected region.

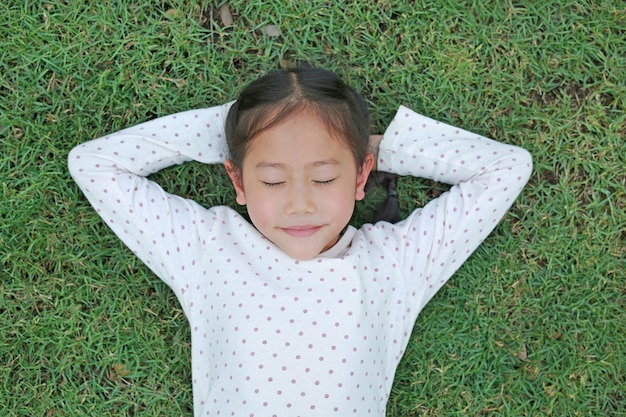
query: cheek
[
  {"left": 245, "top": 192, "right": 277, "bottom": 224},
  {"left": 327, "top": 184, "right": 357, "bottom": 216}
]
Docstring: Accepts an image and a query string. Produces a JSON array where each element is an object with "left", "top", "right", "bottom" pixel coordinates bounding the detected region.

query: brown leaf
[
  {"left": 219, "top": 4, "right": 233, "bottom": 26},
  {"left": 516, "top": 343, "right": 528, "bottom": 361},
  {"left": 111, "top": 363, "right": 130, "bottom": 379},
  {"left": 165, "top": 9, "right": 181, "bottom": 19},
  {"left": 280, "top": 59, "right": 295, "bottom": 69},
  {"left": 262, "top": 24, "right": 281, "bottom": 37}
]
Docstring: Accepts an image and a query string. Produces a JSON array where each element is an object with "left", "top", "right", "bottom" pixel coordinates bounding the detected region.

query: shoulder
[{"left": 352, "top": 220, "right": 410, "bottom": 253}]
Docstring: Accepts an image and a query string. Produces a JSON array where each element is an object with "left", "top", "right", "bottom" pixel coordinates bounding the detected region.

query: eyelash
[
  {"left": 262, "top": 182, "right": 283, "bottom": 188},
  {"left": 262, "top": 179, "right": 336, "bottom": 188}
]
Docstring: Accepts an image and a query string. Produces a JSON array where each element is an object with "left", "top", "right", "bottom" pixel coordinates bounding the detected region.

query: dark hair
[{"left": 225, "top": 67, "right": 370, "bottom": 170}]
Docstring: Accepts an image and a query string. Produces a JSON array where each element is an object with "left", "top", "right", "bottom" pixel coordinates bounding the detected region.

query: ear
[
  {"left": 355, "top": 152, "right": 375, "bottom": 201},
  {"left": 224, "top": 160, "right": 247, "bottom": 205}
]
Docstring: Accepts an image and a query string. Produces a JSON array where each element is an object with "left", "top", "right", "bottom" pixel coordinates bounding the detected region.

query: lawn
[{"left": 1, "top": 0, "right": 624, "bottom": 416}]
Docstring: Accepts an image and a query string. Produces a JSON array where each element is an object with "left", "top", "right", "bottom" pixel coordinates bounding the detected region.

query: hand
[{"left": 368, "top": 135, "right": 383, "bottom": 171}]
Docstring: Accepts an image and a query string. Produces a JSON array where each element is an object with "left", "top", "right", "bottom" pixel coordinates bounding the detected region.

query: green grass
[{"left": 1, "top": 0, "right": 624, "bottom": 415}]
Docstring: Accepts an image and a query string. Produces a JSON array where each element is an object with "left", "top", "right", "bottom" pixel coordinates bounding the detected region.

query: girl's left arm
[{"left": 374, "top": 105, "right": 533, "bottom": 312}]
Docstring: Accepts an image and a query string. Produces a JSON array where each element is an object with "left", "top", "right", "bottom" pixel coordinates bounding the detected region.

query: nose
[{"left": 284, "top": 182, "right": 316, "bottom": 215}]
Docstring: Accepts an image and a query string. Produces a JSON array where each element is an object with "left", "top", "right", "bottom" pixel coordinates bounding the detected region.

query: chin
[
  {"left": 279, "top": 244, "right": 324, "bottom": 261},
  {"left": 284, "top": 250, "right": 319, "bottom": 261}
]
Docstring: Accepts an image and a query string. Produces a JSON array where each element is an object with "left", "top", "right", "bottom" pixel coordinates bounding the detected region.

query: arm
[
  {"left": 68, "top": 102, "right": 233, "bottom": 293},
  {"left": 371, "top": 105, "right": 532, "bottom": 311}
]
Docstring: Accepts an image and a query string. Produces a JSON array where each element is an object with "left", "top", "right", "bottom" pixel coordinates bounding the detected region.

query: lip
[{"left": 281, "top": 225, "right": 322, "bottom": 237}]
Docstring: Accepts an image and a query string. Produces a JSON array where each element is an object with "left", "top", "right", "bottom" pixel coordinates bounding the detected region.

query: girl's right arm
[{"left": 68, "top": 103, "right": 232, "bottom": 291}]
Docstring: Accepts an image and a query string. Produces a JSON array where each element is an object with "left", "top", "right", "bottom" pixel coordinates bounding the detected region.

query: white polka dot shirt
[{"left": 68, "top": 103, "right": 533, "bottom": 416}]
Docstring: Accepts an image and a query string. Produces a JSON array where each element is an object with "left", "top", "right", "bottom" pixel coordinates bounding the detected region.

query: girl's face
[{"left": 225, "top": 109, "right": 373, "bottom": 260}]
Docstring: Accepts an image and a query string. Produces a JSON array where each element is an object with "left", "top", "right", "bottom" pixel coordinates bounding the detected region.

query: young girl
[{"left": 69, "top": 67, "right": 532, "bottom": 416}]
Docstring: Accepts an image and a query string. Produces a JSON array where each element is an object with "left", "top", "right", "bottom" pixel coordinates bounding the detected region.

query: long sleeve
[
  {"left": 68, "top": 102, "right": 233, "bottom": 293},
  {"left": 369, "top": 105, "right": 533, "bottom": 318}
]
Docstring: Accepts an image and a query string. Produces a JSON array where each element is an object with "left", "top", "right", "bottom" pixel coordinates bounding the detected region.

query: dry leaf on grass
[
  {"left": 219, "top": 4, "right": 233, "bottom": 26},
  {"left": 262, "top": 24, "right": 281, "bottom": 37},
  {"left": 516, "top": 343, "right": 528, "bottom": 361}
]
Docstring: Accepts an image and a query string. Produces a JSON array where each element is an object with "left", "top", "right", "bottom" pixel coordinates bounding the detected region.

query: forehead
[{"left": 244, "top": 109, "right": 353, "bottom": 165}]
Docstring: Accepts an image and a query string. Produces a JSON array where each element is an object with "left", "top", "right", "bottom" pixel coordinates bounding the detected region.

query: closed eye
[
  {"left": 314, "top": 178, "right": 336, "bottom": 186},
  {"left": 262, "top": 181, "right": 285, "bottom": 188},
  {"left": 262, "top": 179, "right": 336, "bottom": 188}
]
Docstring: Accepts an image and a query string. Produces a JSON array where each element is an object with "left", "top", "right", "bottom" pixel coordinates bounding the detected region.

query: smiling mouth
[{"left": 281, "top": 225, "right": 322, "bottom": 237}]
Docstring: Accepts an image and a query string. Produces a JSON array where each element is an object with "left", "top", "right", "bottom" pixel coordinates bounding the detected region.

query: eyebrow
[{"left": 255, "top": 159, "right": 340, "bottom": 169}]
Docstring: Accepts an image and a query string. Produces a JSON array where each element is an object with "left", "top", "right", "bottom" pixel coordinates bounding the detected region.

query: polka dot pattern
[{"left": 68, "top": 103, "right": 532, "bottom": 416}]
